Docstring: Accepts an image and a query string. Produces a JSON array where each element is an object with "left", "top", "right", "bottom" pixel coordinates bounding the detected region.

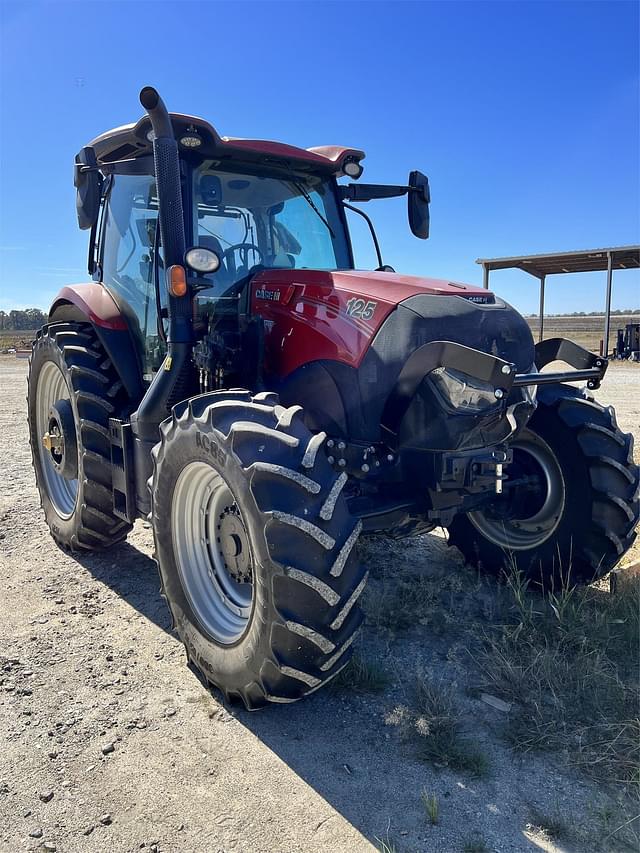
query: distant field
[
  {"left": 0, "top": 329, "right": 36, "bottom": 351},
  {"left": 526, "top": 314, "right": 638, "bottom": 353}
]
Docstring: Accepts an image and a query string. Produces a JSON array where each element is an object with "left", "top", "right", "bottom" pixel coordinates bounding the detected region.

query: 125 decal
[{"left": 346, "top": 298, "right": 377, "bottom": 320}]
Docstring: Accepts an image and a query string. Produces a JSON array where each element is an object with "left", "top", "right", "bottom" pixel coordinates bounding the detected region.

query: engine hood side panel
[{"left": 252, "top": 268, "right": 496, "bottom": 377}]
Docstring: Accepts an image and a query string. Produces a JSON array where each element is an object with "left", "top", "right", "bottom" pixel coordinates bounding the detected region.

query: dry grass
[
  {"left": 462, "top": 833, "right": 489, "bottom": 852},
  {"left": 467, "top": 569, "right": 640, "bottom": 794},
  {"left": 526, "top": 804, "right": 572, "bottom": 841},
  {"left": 375, "top": 831, "right": 399, "bottom": 853},
  {"left": 363, "top": 562, "right": 468, "bottom": 637},
  {"left": 386, "top": 673, "right": 489, "bottom": 777}
]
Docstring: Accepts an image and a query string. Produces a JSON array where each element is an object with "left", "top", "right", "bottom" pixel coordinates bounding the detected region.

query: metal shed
[{"left": 476, "top": 245, "right": 640, "bottom": 355}]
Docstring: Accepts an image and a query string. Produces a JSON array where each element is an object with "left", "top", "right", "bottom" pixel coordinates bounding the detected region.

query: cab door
[{"left": 100, "top": 171, "right": 166, "bottom": 380}]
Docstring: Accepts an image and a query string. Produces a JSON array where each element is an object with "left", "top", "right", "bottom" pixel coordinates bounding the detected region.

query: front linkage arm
[
  {"left": 381, "top": 338, "right": 608, "bottom": 446},
  {"left": 514, "top": 338, "right": 608, "bottom": 391}
]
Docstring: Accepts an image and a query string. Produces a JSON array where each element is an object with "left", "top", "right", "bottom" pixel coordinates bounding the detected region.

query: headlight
[{"left": 429, "top": 367, "right": 502, "bottom": 413}]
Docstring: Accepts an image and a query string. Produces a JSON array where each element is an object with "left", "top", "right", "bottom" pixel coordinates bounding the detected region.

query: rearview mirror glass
[
  {"left": 408, "top": 170, "right": 430, "bottom": 240},
  {"left": 74, "top": 147, "right": 103, "bottom": 231}
]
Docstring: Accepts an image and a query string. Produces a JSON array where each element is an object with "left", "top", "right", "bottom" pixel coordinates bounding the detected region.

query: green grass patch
[
  {"left": 420, "top": 789, "right": 439, "bottom": 825},
  {"left": 328, "top": 653, "right": 390, "bottom": 694}
]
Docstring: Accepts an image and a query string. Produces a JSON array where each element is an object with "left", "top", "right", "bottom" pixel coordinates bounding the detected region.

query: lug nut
[
  {"left": 327, "top": 439, "right": 335, "bottom": 449},
  {"left": 361, "top": 463, "right": 370, "bottom": 473},
  {"left": 501, "top": 364, "right": 511, "bottom": 374},
  {"left": 327, "top": 455, "right": 335, "bottom": 464},
  {"left": 338, "top": 458, "right": 346, "bottom": 467},
  {"left": 387, "top": 454, "right": 394, "bottom": 462},
  {"left": 494, "top": 389, "right": 504, "bottom": 399},
  {"left": 337, "top": 441, "right": 346, "bottom": 451}
]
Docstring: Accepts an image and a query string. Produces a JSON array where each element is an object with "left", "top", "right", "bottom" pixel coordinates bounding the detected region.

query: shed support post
[
  {"left": 538, "top": 275, "right": 546, "bottom": 343},
  {"left": 603, "top": 251, "right": 613, "bottom": 357},
  {"left": 482, "top": 264, "right": 489, "bottom": 289}
]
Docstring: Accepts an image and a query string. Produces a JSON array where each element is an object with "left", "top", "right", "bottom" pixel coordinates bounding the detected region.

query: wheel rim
[
  {"left": 171, "top": 461, "right": 254, "bottom": 644},
  {"left": 36, "top": 361, "right": 78, "bottom": 519},
  {"left": 468, "top": 432, "right": 565, "bottom": 551}
]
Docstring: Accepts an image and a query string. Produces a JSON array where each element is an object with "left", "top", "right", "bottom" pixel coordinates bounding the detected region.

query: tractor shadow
[
  {"left": 72, "top": 534, "right": 462, "bottom": 847},
  {"left": 72, "top": 538, "right": 173, "bottom": 634}
]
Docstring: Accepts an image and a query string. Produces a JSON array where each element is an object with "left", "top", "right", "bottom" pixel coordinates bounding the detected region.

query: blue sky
[{"left": 0, "top": 0, "right": 638, "bottom": 315}]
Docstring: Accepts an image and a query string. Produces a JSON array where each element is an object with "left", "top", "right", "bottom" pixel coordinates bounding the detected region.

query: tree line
[{"left": 0, "top": 309, "right": 48, "bottom": 330}]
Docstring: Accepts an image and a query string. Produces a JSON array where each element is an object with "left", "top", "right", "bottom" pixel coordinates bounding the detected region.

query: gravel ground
[{"left": 1, "top": 358, "right": 638, "bottom": 853}]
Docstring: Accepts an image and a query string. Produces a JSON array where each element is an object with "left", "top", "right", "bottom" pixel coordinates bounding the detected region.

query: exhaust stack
[{"left": 131, "top": 87, "right": 194, "bottom": 512}]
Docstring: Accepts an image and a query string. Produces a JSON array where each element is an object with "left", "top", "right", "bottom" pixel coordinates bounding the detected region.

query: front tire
[
  {"left": 449, "top": 385, "right": 639, "bottom": 585},
  {"left": 150, "top": 390, "right": 366, "bottom": 710}
]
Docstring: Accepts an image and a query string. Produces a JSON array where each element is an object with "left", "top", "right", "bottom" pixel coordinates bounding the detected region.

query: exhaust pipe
[
  {"left": 130, "top": 87, "right": 194, "bottom": 513},
  {"left": 139, "top": 87, "right": 186, "bottom": 280}
]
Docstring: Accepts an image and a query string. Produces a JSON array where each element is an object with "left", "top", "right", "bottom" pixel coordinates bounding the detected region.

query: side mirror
[
  {"left": 408, "top": 170, "right": 430, "bottom": 240},
  {"left": 74, "top": 147, "right": 103, "bottom": 231}
]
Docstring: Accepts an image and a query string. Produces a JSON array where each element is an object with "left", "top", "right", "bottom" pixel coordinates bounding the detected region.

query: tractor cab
[{"left": 75, "top": 109, "right": 429, "bottom": 379}]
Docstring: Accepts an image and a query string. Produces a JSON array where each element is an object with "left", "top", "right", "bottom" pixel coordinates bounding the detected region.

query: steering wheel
[{"left": 223, "top": 243, "right": 264, "bottom": 273}]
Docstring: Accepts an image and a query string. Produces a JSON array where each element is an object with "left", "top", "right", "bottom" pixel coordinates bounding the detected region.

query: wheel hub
[
  {"left": 42, "top": 399, "right": 78, "bottom": 480},
  {"left": 216, "top": 506, "right": 252, "bottom": 583},
  {"left": 468, "top": 431, "right": 565, "bottom": 551}
]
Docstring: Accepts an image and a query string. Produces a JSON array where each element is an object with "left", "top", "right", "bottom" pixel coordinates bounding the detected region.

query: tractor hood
[
  {"left": 251, "top": 267, "right": 533, "bottom": 387},
  {"left": 328, "top": 269, "right": 494, "bottom": 304},
  {"left": 252, "top": 268, "right": 494, "bottom": 306},
  {"left": 255, "top": 266, "right": 537, "bottom": 448}
]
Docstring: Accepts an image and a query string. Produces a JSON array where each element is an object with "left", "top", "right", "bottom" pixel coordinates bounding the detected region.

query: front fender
[{"left": 49, "top": 283, "right": 144, "bottom": 404}]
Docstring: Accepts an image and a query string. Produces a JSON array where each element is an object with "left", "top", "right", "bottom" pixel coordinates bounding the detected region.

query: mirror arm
[
  {"left": 342, "top": 202, "right": 384, "bottom": 269},
  {"left": 340, "top": 183, "right": 409, "bottom": 202}
]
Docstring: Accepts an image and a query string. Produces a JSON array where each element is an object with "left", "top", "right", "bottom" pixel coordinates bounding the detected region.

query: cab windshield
[{"left": 192, "top": 163, "right": 351, "bottom": 296}]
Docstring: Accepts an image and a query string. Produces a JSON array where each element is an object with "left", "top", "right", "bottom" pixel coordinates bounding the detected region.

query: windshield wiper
[{"left": 287, "top": 178, "right": 335, "bottom": 239}]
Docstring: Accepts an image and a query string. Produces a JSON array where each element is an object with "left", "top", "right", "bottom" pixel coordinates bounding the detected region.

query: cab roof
[{"left": 87, "top": 112, "right": 365, "bottom": 176}]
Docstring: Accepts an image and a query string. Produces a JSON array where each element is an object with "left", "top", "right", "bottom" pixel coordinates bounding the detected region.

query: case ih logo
[
  {"left": 256, "top": 289, "right": 281, "bottom": 301},
  {"left": 464, "top": 295, "right": 492, "bottom": 304}
]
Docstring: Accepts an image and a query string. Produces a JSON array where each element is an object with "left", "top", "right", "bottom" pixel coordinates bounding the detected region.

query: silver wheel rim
[
  {"left": 171, "top": 461, "right": 253, "bottom": 644},
  {"left": 468, "top": 432, "right": 565, "bottom": 551},
  {"left": 36, "top": 361, "right": 78, "bottom": 519}
]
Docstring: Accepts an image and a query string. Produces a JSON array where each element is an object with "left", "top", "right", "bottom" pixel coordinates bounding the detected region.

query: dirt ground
[{"left": 0, "top": 358, "right": 638, "bottom": 853}]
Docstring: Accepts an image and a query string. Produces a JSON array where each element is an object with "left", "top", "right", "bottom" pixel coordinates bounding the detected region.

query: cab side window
[{"left": 101, "top": 173, "right": 166, "bottom": 375}]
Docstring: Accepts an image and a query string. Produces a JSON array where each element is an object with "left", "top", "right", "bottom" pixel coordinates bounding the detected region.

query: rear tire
[
  {"left": 449, "top": 385, "right": 639, "bottom": 585},
  {"left": 150, "top": 391, "right": 367, "bottom": 709},
  {"left": 28, "top": 322, "right": 132, "bottom": 550}
]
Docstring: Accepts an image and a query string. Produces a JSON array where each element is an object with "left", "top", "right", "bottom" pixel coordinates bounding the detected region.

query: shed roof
[{"left": 476, "top": 246, "right": 640, "bottom": 278}]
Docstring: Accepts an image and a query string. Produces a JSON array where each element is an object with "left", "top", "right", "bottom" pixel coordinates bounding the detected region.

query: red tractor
[{"left": 28, "top": 88, "right": 639, "bottom": 708}]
